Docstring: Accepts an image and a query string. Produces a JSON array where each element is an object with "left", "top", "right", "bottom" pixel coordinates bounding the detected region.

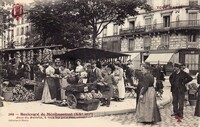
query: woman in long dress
[
  {"left": 114, "top": 61, "right": 125, "bottom": 101},
  {"left": 41, "top": 63, "right": 57, "bottom": 104},
  {"left": 135, "top": 63, "right": 161, "bottom": 124}
]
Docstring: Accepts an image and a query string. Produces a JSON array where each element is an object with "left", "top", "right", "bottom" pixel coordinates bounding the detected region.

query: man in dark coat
[
  {"left": 169, "top": 63, "right": 193, "bottom": 120},
  {"left": 87, "top": 61, "right": 103, "bottom": 84}
]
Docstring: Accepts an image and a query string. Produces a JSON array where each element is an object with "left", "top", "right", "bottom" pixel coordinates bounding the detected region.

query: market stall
[{"left": 53, "top": 47, "right": 129, "bottom": 62}]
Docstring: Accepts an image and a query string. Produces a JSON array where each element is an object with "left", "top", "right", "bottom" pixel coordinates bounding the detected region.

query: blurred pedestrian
[
  {"left": 194, "top": 69, "right": 200, "bottom": 117},
  {"left": 169, "top": 63, "right": 193, "bottom": 121},
  {"left": 135, "top": 63, "right": 161, "bottom": 124}
]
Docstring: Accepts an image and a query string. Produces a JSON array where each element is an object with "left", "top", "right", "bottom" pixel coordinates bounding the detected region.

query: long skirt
[
  {"left": 54, "top": 78, "right": 61, "bottom": 100},
  {"left": 117, "top": 78, "right": 126, "bottom": 99},
  {"left": 136, "top": 87, "right": 161, "bottom": 123},
  {"left": 195, "top": 89, "right": 200, "bottom": 117},
  {"left": 41, "top": 77, "right": 56, "bottom": 103}
]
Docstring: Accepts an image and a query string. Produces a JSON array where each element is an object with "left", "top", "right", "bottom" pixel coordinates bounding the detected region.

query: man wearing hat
[
  {"left": 87, "top": 60, "right": 103, "bottom": 84},
  {"left": 169, "top": 63, "right": 193, "bottom": 121},
  {"left": 54, "top": 58, "right": 62, "bottom": 100}
]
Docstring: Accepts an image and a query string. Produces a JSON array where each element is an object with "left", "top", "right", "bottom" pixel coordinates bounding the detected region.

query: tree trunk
[
  {"left": 92, "top": 25, "right": 97, "bottom": 48},
  {"left": 92, "top": 34, "right": 96, "bottom": 48}
]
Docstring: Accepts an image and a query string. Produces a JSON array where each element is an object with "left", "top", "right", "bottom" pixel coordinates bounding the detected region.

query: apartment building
[
  {"left": 1, "top": 2, "right": 31, "bottom": 49},
  {"left": 99, "top": 0, "right": 200, "bottom": 74}
]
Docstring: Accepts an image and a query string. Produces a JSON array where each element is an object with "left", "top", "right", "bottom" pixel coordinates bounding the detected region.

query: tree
[
  {"left": 27, "top": 0, "right": 91, "bottom": 48},
  {"left": 73, "top": 0, "right": 151, "bottom": 48}
]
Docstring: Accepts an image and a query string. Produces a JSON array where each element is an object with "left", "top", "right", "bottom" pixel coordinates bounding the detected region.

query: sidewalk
[{"left": 0, "top": 81, "right": 172, "bottom": 118}]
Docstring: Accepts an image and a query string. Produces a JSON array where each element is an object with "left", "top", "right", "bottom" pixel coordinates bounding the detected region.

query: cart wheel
[{"left": 67, "top": 94, "right": 77, "bottom": 109}]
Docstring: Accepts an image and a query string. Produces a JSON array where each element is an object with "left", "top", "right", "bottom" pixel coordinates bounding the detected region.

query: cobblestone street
[{"left": 100, "top": 103, "right": 200, "bottom": 127}]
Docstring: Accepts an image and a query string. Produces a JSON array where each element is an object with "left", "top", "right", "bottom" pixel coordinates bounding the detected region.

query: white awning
[
  {"left": 125, "top": 53, "right": 140, "bottom": 60},
  {"left": 145, "top": 53, "right": 174, "bottom": 64}
]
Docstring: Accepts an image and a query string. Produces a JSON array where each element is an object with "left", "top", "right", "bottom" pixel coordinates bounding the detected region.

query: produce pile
[
  {"left": 11, "top": 84, "right": 35, "bottom": 102},
  {"left": 78, "top": 90, "right": 102, "bottom": 100}
]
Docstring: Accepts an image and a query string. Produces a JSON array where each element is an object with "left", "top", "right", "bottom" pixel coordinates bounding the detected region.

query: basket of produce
[
  {"left": 80, "top": 99, "right": 100, "bottom": 111},
  {"left": 11, "top": 84, "right": 35, "bottom": 102}
]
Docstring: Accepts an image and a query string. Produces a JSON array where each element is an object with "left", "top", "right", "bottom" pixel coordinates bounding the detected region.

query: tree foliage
[{"left": 27, "top": 0, "right": 151, "bottom": 48}]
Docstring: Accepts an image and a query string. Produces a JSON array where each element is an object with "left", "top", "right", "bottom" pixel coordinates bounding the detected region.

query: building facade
[
  {"left": 0, "top": 2, "right": 31, "bottom": 49},
  {"left": 99, "top": 0, "right": 200, "bottom": 74}
]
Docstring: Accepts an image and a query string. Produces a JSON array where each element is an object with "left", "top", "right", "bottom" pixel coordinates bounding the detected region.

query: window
[
  {"left": 113, "top": 24, "right": 118, "bottom": 35},
  {"left": 129, "top": 21, "right": 135, "bottom": 29},
  {"left": 16, "top": 28, "right": 19, "bottom": 36},
  {"left": 102, "top": 42, "right": 108, "bottom": 50},
  {"left": 189, "top": 13, "right": 197, "bottom": 26},
  {"left": 189, "top": 0, "right": 198, "bottom": 6},
  {"left": 145, "top": 18, "right": 152, "bottom": 30},
  {"left": 16, "top": 38, "right": 19, "bottom": 46},
  {"left": 20, "top": 37, "right": 23, "bottom": 46},
  {"left": 21, "top": 27, "right": 24, "bottom": 35},
  {"left": 161, "top": 35, "right": 170, "bottom": 45},
  {"left": 11, "top": 30, "right": 14, "bottom": 38},
  {"left": 103, "top": 25, "right": 107, "bottom": 37},
  {"left": 188, "top": 34, "right": 197, "bottom": 42},
  {"left": 112, "top": 41, "right": 120, "bottom": 52},
  {"left": 128, "top": 39, "right": 134, "bottom": 51},
  {"left": 185, "top": 54, "right": 199, "bottom": 71},
  {"left": 21, "top": 17, "right": 24, "bottom": 24},
  {"left": 143, "top": 36, "right": 151, "bottom": 50},
  {"left": 163, "top": 16, "right": 170, "bottom": 27},
  {"left": 25, "top": 26, "right": 29, "bottom": 33}
]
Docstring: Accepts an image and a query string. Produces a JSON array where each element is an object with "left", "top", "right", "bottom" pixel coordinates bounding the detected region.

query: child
[{"left": 99, "top": 64, "right": 116, "bottom": 107}]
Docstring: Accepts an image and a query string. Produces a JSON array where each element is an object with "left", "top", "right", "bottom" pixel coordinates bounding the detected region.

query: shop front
[{"left": 179, "top": 49, "right": 200, "bottom": 75}]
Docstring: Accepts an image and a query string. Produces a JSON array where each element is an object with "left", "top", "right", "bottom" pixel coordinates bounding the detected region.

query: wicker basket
[
  {"left": 189, "top": 100, "right": 197, "bottom": 106},
  {"left": 81, "top": 99, "right": 100, "bottom": 111},
  {"left": 3, "top": 91, "right": 13, "bottom": 101}
]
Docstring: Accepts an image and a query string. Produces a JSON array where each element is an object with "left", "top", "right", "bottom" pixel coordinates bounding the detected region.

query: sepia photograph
[{"left": 0, "top": 0, "right": 200, "bottom": 126}]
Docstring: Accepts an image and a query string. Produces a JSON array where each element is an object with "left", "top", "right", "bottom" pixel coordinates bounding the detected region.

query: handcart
[{"left": 64, "top": 83, "right": 98, "bottom": 109}]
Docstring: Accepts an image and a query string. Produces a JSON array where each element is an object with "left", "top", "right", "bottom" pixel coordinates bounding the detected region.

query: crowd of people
[
  {"left": 0, "top": 57, "right": 200, "bottom": 125},
  {"left": 39, "top": 58, "right": 128, "bottom": 107}
]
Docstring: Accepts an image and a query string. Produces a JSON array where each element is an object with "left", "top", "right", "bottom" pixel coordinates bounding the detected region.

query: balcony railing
[
  {"left": 120, "top": 20, "right": 200, "bottom": 35},
  {"left": 189, "top": 1, "right": 198, "bottom": 6}
]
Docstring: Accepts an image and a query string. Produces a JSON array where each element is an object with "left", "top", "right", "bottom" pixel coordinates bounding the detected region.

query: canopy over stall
[
  {"left": 54, "top": 47, "right": 129, "bottom": 61},
  {"left": 145, "top": 53, "right": 174, "bottom": 64}
]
